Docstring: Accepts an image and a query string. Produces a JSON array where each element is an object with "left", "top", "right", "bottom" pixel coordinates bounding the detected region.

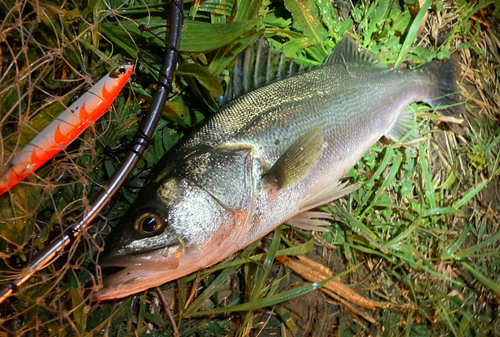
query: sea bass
[{"left": 93, "top": 36, "right": 463, "bottom": 300}]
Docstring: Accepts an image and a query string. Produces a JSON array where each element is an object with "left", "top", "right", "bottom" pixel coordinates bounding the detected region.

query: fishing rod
[{"left": 0, "top": 0, "right": 184, "bottom": 304}]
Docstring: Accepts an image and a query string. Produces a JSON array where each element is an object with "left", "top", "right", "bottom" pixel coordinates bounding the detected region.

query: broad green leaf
[
  {"left": 363, "top": 0, "right": 391, "bottom": 46},
  {"left": 141, "top": 312, "right": 167, "bottom": 328},
  {"left": 391, "top": 11, "right": 411, "bottom": 35},
  {"left": 314, "top": 0, "right": 339, "bottom": 37},
  {"left": 183, "top": 75, "right": 219, "bottom": 112},
  {"left": 197, "top": 0, "right": 236, "bottom": 16},
  {"left": 180, "top": 18, "right": 263, "bottom": 52},
  {"left": 0, "top": 183, "right": 42, "bottom": 247},
  {"left": 234, "top": 0, "right": 264, "bottom": 21},
  {"left": 336, "top": 19, "right": 354, "bottom": 38},
  {"left": 284, "top": 0, "right": 328, "bottom": 44},
  {"left": 100, "top": 23, "right": 157, "bottom": 74},
  {"left": 178, "top": 63, "right": 224, "bottom": 95},
  {"left": 163, "top": 101, "right": 187, "bottom": 119},
  {"left": 208, "top": 32, "right": 261, "bottom": 76},
  {"left": 70, "top": 274, "right": 86, "bottom": 334}
]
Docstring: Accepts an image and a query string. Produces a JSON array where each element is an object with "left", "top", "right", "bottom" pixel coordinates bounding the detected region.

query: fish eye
[
  {"left": 134, "top": 211, "right": 165, "bottom": 235},
  {"left": 118, "top": 67, "right": 126, "bottom": 75}
]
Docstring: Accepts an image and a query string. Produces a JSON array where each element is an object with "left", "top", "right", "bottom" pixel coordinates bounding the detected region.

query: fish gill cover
[{"left": 0, "top": 0, "right": 499, "bottom": 336}]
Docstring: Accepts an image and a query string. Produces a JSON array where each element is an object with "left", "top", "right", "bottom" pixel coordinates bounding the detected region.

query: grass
[{"left": 0, "top": 0, "right": 499, "bottom": 336}]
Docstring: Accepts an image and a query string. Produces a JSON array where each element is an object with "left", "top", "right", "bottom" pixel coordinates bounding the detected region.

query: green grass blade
[
  {"left": 184, "top": 266, "right": 239, "bottom": 316},
  {"left": 453, "top": 180, "right": 488, "bottom": 209},
  {"left": 460, "top": 261, "right": 500, "bottom": 295},
  {"left": 419, "top": 142, "right": 437, "bottom": 210},
  {"left": 250, "top": 227, "right": 281, "bottom": 300},
  {"left": 454, "top": 230, "right": 500, "bottom": 259},
  {"left": 421, "top": 207, "right": 464, "bottom": 217},
  {"left": 462, "top": 1, "right": 494, "bottom": 24},
  {"left": 360, "top": 152, "right": 403, "bottom": 220},
  {"left": 394, "top": 0, "right": 432, "bottom": 68},
  {"left": 391, "top": 251, "right": 464, "bottom": 287},
  {"left": 187, "top": 238, "right": 314, "bottom": 279},
  {"left": 185, "top": 262, "right": 363, "bottom": 317},
  {"left": 440, "top": 223, "right": 469, "bottom": 259},
  {"left": 334, "top": 204, "right": 378, "bottom": 242}
]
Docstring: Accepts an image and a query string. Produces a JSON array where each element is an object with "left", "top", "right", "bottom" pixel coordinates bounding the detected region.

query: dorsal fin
[
  {"left": 220, "top": 37, "right": 309, "bottom": 106},
  {"left": 325, "top": 35, "right": 379, "bottom": 66}
]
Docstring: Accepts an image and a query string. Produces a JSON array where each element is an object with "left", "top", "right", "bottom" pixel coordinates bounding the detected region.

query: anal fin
[
  {"left": 264, "top": 126, "right": 324, "bottom": 189},
  {"left": 286, "top": 211, "right": 333, "bottom": 232},
  {"left": 300, "top": 181, "right": 360, "bottom": 211},
  {"left": 386, "top": 109, "right": 419, "bottom": 145}
]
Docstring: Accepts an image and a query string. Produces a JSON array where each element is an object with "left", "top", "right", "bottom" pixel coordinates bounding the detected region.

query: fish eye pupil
[
  {"left": 119, "top": 67, "right": 126, "bottom": 75},
  {"left": 142, "top": 217, "right": 158, "bottom": 232}
]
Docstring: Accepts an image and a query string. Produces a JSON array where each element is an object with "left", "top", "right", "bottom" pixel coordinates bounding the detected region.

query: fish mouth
[
  {"left": 93, "top": 243, "right": 184, "bottom": 301},
  {"left": 93, "top": 221, "right": 253, "bottom": 301}
]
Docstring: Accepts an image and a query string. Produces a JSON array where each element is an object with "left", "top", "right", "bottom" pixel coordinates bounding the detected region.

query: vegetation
[{"left": 0, "top": 0, "right": 499, "bottom": 335}]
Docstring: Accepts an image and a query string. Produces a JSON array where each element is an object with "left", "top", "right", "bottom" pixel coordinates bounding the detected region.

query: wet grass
[{"left": 0, "top": 0, "right": 499, "bottom": 336}]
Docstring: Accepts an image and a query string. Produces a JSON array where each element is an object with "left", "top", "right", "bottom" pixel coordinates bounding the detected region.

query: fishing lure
[{"left": 0, "top": 64, "right": 134, "bottom": 195}]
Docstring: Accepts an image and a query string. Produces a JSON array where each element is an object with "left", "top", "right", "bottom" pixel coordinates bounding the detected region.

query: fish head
[{"left": 93, "top": 146, "right": 255, "bottom": 300}]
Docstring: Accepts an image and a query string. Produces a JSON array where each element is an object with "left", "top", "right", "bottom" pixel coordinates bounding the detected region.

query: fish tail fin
[{"left": 422, "top": 55, "right": 465, "bottom": 135}]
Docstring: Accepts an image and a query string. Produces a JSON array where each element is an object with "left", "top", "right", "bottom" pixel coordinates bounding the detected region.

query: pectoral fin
[
  {"left": 264, "top": 126, "right": 324, "bottom": 189},
  {"left": 386, "top": 108, "right": 419, "bottom": 145}
]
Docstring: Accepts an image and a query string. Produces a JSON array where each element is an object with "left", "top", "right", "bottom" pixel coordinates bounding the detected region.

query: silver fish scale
[
  {"left": 181, "top": 63, "right": 434, "bottom": 246},
  {"left": 187, "top": 64, "right": 430, "bottom": 166}
]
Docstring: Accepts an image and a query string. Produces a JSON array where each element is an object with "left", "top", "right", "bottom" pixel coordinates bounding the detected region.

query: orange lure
[{"left": 0, "top": 64, "right": 134, "bottom": 195}]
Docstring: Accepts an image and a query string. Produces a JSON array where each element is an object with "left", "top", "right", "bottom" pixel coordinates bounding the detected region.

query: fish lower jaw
[
  {"left": 93, "top": 235, "right": 248, "bottom": 301},
  {"left": 92, "top": 268, "right": 169, "bottom": 301}
]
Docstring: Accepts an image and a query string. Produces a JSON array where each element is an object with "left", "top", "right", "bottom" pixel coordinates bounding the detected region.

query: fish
[
  {"left": 0, "top": 65, "right": 134, "bottom": 195},
  {"left": 92, "top": 36, "right": 463, "bottom": 301}
]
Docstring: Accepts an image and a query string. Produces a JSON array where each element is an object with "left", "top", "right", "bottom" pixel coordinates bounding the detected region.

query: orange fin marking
[
  {"left": 9, "top": 169, "right": 24, "bottom": 181},
  {"left": 54, "top": 124, "right": 68, "bottom": 145},
  {"left": 31, "top": 149, "right": 41, "bottom": 166},
  {"left": 86, "top": 84, "right": 113, "bottom": 122},
  {"left": 101, "top": 82, "right": 114, "bottom": 104},
  {"left": 79, "top": 101, "right": 90, "bottom": 121},
  {"left": 32, "top": 146, "right": 60, "bottom": 164}
]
